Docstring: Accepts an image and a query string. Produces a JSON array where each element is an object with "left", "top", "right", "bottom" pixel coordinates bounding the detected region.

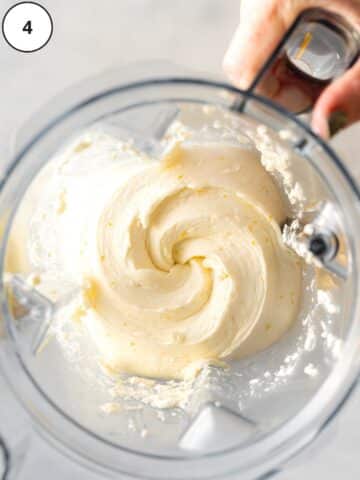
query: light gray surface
[{"left": 0, "top": 0, "right": 359, "bottom": 479}]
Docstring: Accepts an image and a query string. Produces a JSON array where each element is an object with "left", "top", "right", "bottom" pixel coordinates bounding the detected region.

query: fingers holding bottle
[
  {"left": 312, "top": 60, "right": 360, "bottom": 138},
  {"left": 223, "top": 0, "right": 360, "bottom": 137}
]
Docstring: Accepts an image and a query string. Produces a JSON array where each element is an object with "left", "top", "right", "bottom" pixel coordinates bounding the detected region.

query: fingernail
[
  {"left": 328, "top": 111, "right": 348, "bottom": 137},
  {"left": 312, "top": 113, "right": 330, "bottom": 139},
  {"left": 223, "top": 61, "right": 250, "bottom": 90}
]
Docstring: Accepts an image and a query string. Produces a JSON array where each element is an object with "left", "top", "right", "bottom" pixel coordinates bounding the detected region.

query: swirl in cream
[
  {"left": 83, "top": 139, "right": 301, "bottom": 378},
  {"left": 8, "top": 133, "right": 302, "bottom": 379}
]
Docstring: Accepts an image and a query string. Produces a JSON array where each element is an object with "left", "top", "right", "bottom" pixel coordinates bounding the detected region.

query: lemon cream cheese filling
[{"left": 7, "top": 131, "right": 302, "bottom": 379}]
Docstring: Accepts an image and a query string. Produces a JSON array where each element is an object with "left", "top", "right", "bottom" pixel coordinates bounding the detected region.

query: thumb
[
  {"left": 223, "top": 0, "right": 305, "bottom": 89},
  {"left": 312, "top": 60, "right": 360, "bottom": 138}
]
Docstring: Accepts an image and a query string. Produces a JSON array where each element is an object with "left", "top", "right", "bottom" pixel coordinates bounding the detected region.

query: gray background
[{"left": 0, "top": 0, "right": 359, "bottom": 478}]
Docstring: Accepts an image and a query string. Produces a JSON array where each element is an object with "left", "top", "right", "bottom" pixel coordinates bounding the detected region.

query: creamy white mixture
[{"left": 7, "top": 130, "right": 302, "bottom": 379}]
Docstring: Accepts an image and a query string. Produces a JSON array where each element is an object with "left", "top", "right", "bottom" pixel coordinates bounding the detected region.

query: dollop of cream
[{"left": 8, "top": 133, "right": 302, "bottom": 379}]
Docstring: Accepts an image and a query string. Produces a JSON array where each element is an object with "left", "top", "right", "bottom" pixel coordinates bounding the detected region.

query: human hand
[{"left": 223, "top": 0, "right": 360, "bottom": 138}]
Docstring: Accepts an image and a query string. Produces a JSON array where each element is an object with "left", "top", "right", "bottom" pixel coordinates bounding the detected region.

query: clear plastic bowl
[{"left": 0, "top": 65, "right": 359, "bottom": 480}]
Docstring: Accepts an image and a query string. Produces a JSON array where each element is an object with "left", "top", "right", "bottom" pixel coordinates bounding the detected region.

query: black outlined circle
[{"left": 2, "top": 1, "right": 53, "bottom": 53}]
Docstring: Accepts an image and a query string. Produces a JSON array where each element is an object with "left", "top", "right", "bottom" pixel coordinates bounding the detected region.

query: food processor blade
[
  {"left": 102, "top": 103, "right": 179, "bottom": 156},
  {"left": 179, "top": 403, "right": 256, "bottom": 452},
  {"left": 6, "top": 275, "right": 79, "bottom": 355}
]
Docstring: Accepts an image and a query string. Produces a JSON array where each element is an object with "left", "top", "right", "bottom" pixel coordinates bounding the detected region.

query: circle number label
[
  {"left": 22, "top": 20, "right": 33, "bottom": 34},
  {"left": 2, "top": 2, "right": 53, "bottom": 52}
]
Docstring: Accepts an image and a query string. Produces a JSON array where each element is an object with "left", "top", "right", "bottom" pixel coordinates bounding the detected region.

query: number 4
[{"left": 23, "top": 20, "right": 33, "bottom": 34}]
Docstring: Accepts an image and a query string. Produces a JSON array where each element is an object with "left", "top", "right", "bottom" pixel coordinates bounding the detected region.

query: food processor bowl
[{"left": 0, "top": 62, "right": 359, "bottom": 480}]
